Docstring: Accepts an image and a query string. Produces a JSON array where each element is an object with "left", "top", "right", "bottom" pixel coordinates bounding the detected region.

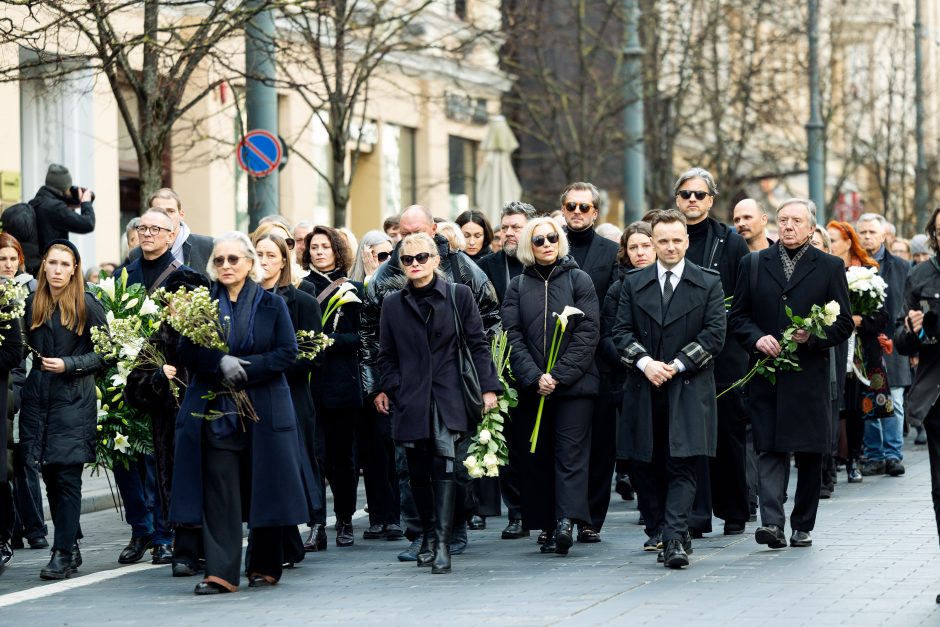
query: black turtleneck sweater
[
  {"left": 410, "top": 275, "right": 437, "bottom": 323},
  {"left": 534, "top": 259, "right": 561, "bottom": 281},
  {"left": 685, "top": 219, "right": 711, "bottom": 267},
  {"left": 140, "top": 248, "right": 176, "bottom": 291},
  {"left": 567, "top": 226, "right": 595, "bottom": 268}
]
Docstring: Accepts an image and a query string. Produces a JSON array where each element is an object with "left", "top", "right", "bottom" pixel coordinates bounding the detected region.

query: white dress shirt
[{"left": 637, "top": 259, "right": 687, "bottom": 375}]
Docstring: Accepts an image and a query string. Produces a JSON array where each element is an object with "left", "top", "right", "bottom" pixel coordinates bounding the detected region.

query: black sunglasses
[
  {"left": 532, "top": 232, "right": 560, "bottom": 247},
  {"left": 564, "top": 202, "right": 594, "bottom": 213},
  {"left": 212, "top": 255, "right": 246, "bottom": 267},
  {"left": 400, "top": 252, "right": 435, "bottom": 266},
  {"left": 285, "top": 238, "right": 295, "bottom": 250},
  {"left": 677, "top": 190, "right": 710, "bottom": 201},
  {"left": 376, "top": 251, "right": 391, "bottom": 262}
]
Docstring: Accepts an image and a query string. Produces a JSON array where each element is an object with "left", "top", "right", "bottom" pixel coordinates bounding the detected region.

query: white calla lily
[
  {"left": 553, "top": 305, "right": 585, "bottom": 332},
  {"left": 336, "top": 282, "right": 357, "bottom": 296},
  {"left": 336, "top": 291, "right": 362, "bottom": 306}
]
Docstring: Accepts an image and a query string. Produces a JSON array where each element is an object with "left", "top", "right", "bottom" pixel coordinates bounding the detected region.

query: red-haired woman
[
  {"left": 19, "top": 240, "right": 106, "bottom": 579},
  {"left": 826, "top": 221, "right": 890, "bottom": 485}
]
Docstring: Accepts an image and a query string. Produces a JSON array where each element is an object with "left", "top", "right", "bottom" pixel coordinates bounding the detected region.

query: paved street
[{"left": 1, "top": 435, "right": 939, "bottom": 626}]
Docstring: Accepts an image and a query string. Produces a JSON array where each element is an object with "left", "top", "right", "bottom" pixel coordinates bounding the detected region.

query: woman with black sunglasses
[
  {"left": 350, "top": 230, "right": 394, "bottom": 283},
  {"left": 501, "top": 217, "right": 600, "bottom": 556}
]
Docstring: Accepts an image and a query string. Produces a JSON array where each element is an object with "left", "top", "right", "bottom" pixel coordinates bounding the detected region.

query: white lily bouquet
[
  {"left": 88, "top": 269, "right": 163, "bottom": 470},
  {"left": 718, "top": 300, "right": 840, "bottom": 398},
  {"left": 321, "top": 282, "right": 362, "bottom": 329},
  {"left": 530, "top": 306, "right": 583, "bottom": 453},
  {"left": 463, "top": 332, "right": 518, "bottom": 478}
]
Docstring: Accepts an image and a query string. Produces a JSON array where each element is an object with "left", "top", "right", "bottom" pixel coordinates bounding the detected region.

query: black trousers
[
  {"left": 630, "top": 388, "right": 698, "bottom": 541},
  {"left": 500, "top": 404, "right": 526, "bottom": 522},
  {"left": 12, "top": 444, "right": 47, "bottom": 541},
  {"left": 355, "top": 406, "right": 399, "bottom": 526},
  {"left": 0, "top": 480, "right": 14, "bottom": 542},
  {"left": 318, "top": 406, "right": 359, "bottom": 520},
  {"left": 514, "top": 394, "right": 593, "bottom": 532},
  {"left": 41, "top": 463, "right": 84, "bottom": 552},
  {"left": 709, "top": 391, "right": 750, "bottom": 525},
  {"left": 923, "top": 405, "right": 940, "bottom": 541},
  {"left": 469, "top": 477, "right": 501, "bottom": 518},
  {"left": 585, "top": 388, "right": 617, "bottom": 531},
  {"left": 758, "top": 451, "right": 822, "bottom": 532}
]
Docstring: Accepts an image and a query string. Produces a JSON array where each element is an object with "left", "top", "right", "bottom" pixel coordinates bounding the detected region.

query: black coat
[
  {"left": 612, "top": 262, "right": 726, "bottom": 461},
  {"left": 30, "top": 186, "right": 95, "bottom": 273},
  {"left": 19, "top": 292, "right": 107, "bottom": 466},
  {"left": 360, "top": 234, "right": 500, "bottom": 397},
  {"left": 565, "top": 228, "right": 619, "bottom": 304},
  {"left": 876, "top": 247, "right": 913, "bottom": 387},
  {"left": 502, "top": 256, "right": 600, "bottom": 397},
  {"left": 277, "top": 284, "right": 322, "bottom": 428},
  {"left": 895, "top": 256, "right": 940, "bottom": 425},
  {"left": 305, "top": 272, "right": 364, "bottom": 409},
  {"left": 128, "top": 230, "right": 215, "bottom": 279},
  {"left": 599, "top": 265, "right": 631, "bottom": 398},
  {"left": 729, "top": 243, "right": 854, "bottom": 453},
  {"left": 170, "top": 286, "right": 310, "bottom": 527},
  {"left": 378, "top": 278, "right": 500, "bottom": 442},
  {"left": 0, "top": 319, "right": 24, "bottom": 482},
  {"left": 477, "top": 250, "right": 524, "bottom": 303}
]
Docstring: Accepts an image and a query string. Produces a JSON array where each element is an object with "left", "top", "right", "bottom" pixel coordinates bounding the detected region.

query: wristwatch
[{"left": 669, "top": 360, "right": 680, "bottom": 374}]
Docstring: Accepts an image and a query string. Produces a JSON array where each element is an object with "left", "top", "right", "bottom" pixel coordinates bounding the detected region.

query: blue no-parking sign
[{"left": 237, "top": 129, "right": 282, "bottom": 177}]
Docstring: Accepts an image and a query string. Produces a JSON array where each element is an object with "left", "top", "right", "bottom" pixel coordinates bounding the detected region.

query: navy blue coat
[
  {"left": 378, "top": 278, "right": 500, "bottom": 442},
  {"left": 169, "top": 286, "right": 310, "bottom": 528}
]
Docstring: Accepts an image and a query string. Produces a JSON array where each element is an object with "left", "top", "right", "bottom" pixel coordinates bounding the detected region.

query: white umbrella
[{"left": 475, "top": 115, "right": 522, "bottom": 226}]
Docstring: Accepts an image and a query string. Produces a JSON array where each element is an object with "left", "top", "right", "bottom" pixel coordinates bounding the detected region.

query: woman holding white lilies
[
  {"left": 20, "top": 240, "right": 106, "bottom": 580},
  {"left": 501, "top": 217, "right": 599, "bottom": 556},
  {"left": 377, "top": 233, "right": 500, "bottom": 574}
]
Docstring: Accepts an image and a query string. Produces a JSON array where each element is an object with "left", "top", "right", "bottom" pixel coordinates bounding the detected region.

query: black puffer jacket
[
  {"left": 19, "top": 292, "right": 106, "bottom": 466},
  {"left": 502, "top": 256, "right": 599, "bottom": 397},
  {"left": 359, "top": 234, "right": 500, "bottom": 397},
  {"left": 30, "top": 186, "right": 95, "bottom": 272},
  {"left": 895, "top": 256, "right": 940, "bottom": 426}
]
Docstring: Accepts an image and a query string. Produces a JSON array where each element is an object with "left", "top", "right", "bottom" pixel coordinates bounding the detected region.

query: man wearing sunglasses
[
  {"left": 673, "top": 167, "right": 752, "bottom": 539},
  {"left": 359, "top": 204, "right": 500, "bottom": 560},
  {"left": 127, "top": 187, "right": 214, "bottom": 279},
  {"left": 556, "top": 182, "right": 620, "bottom": 544}
]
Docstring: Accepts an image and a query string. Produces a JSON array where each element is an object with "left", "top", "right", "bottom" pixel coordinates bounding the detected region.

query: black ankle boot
[
  {"left": 554, "top": 518, "right": 574, "bottom": 555},
  {"left": 411, "top": 484, "right": 436, "bottom": 567},
  {"left": 431, "top": 480, "right": 455, "bottom": 574},
  {"left": 40, "top": 549, "right": 73, "bottom": 580}
]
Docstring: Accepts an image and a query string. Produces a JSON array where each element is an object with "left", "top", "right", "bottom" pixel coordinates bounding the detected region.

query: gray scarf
[{"left": 778, "top": 240, "right": 811, "bottom": 281}]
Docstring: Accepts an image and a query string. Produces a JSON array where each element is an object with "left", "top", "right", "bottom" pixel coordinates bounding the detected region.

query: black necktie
[{"left": 663, "top": 270, "right": 674, "bottom": 305}]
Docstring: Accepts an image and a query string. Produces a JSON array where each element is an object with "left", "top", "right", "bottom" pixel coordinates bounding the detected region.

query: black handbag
[{"left": 450, "top": 283, "right": 484, "bottom": 425}]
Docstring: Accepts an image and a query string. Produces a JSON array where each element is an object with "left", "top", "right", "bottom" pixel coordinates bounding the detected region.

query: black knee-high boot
[
  {"left": 431, "top": 480, "right": 454, "bottom": 574},
  {"left": 411, "top": 484, "right": 435, "bottom": 567}
]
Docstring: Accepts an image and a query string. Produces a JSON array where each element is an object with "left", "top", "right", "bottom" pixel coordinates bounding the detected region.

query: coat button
[{"left": 782, "top": 295, "right": 788, "bottom": 301}]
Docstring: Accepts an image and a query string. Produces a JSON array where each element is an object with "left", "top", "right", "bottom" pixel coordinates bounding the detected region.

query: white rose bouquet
[{"left": 845, "top": 266, "right": 887, "bottom": 317}]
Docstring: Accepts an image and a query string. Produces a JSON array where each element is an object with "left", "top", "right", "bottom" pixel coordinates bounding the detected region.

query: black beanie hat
[
  {"left": 42, "top": 239, "right": 81, "bottom": 264},
  {"left": 45, "top": 164, "right": 72, "bottom": 192}
]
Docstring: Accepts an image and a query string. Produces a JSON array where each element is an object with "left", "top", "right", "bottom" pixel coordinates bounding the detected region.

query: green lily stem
[
  {"left": 716, "top": 356, "right": 769, "bottom": 399},
  {"left": 530, "top": 321, "right": 562, "bottom": 453}
]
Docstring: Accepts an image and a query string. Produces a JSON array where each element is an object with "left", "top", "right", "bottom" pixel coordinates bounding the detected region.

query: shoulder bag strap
[
  {"left": 749, "top": 251, "right": 759, "bottom": 298},
  {"left": 148, "top": 260, "right": 182, "bottom": 295},
  {"left": 316, "top": 277, "right": 347, "bottom": 304},
  {"left": 451, "top": 282, "right": 465, "bottom": 342}
]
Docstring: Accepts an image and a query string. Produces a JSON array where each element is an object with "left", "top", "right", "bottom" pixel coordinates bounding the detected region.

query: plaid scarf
[{"left": 778, "top": 240, "right": 811, "bottom": 281}]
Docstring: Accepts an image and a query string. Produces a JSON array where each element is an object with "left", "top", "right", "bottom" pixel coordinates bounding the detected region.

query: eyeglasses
[
  {"left": 532, "top": 232, "right": 560, "bottom": 247},
  {"left": 135, "top": 225, "right": 172, "bottom": 236},
  {"left": 564, "top": 202, "right": 594, "bottom": 213},
  {"left": 400, "top": 252, "right": 435, "bottom": 266},
  {"left": 677, "top": 190, "right": 710, "bottom": 201},
  {"left": 212, "top": 255, "right": 247, "bottom": 267},
  {"left": 376, "top": 251, "right": 391, "bottom": 262}
]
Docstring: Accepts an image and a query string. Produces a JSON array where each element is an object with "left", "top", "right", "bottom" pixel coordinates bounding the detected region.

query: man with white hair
[{"left": 856, "top": 213, "right": 911, "bottom": 476}]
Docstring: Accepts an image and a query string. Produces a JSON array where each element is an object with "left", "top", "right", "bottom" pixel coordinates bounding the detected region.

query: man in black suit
[
  {"left": 128, "top": 188, "right": 213, "bottom": 277},
  {"left": 556, "top": 182, "right": 620, "bottom": 543},
  {"left": 729, "top": 198, "right": 853, "bottom": 549},
  {"left": 477, "top": 200, "right": 535, "bottom": 540},
  {"left": 613, "top": 209, "right": 726, "bottom": 568}
]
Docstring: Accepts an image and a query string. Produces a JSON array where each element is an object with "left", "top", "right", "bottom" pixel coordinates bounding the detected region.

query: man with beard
[
  {"left": 673, "top": 168, "right": 751, "bottom": 538},
  {"left": 478, "top": 201, "right": 536, "bottom": 539},
  {"left": 733, "top": 199, "right": 772, "bottom": 252}
]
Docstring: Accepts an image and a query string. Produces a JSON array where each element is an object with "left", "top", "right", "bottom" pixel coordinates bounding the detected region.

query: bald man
[{"left": 733, "top": 199, "right": 771, "bottom": 252}]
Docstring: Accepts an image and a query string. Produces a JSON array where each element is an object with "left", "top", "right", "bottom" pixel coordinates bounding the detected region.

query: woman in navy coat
[
  {"left": 378, "top": 233, "right": 500, "bottom": 574},
  {"left": 169, "top": 232, "right": 308, "bottom": 595}
]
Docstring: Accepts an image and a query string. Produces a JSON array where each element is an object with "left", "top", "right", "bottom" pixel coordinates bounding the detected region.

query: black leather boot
[
  {"left": 40, "top": 549, "right": 73, "bottom": 580},
  {"left": 411, "top": 484, "right": 436, "bottom": 567},
  {"left": 431, "top": 480, "right": 455, "bottom": 574},
  {"left": 554, "top": 518, "right": 574, "bottom": 555},
  {"left": 335, "top": 520, "right": 354, "bottom": 548}
]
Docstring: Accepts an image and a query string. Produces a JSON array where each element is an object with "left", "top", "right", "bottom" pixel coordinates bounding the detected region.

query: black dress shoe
[
  {"left": 303, "top": 524, "right": 327, "bottom": 552},
  {"left": 755, "top": 524, "right": 787, "bottom": 549},
  {"left": 662, "top": 539, "right": 689, "bottom": 569},
  {"left": 615, "top": 473, "right": 635, "bottom": 500},
  {"left": 172, "top": 561, "right": 202, "bottom": 577},
  {"left": 657, "top": 534, "right": 692, "bottom": 562},
  {"left": 554, "top": 518, "right": 573, "bottom": 555},
  {"left": 723, "top": 522, "right": 746, "bottom": 536},
  {"left": 248, "top": 574, "right": 277, "bottom": 587},
  {"left": 539, "top": 532, "right": 556, "bottom": 554},
  {"left": 70, "top": 543, "right": 82, "bottom": 570},
  {"left": 577, "top": 526, "right": 601, "bottom": 543},
  {"left": 501, "top": 520, "right": 529, "bottom": 539},
  {"left": 194, "top": 581, "right": 231, "bottom": 595},
  {"left": 0, "top": 540, "right": 13, "bottom": 568},
  {"left": 152, "top": 543, "right": 173, "bottom": 565},
  {"left": 336, "top": 521, "right": 354, "bottom": 547},
  {"left": 40, "top": 550, "right": 73, "bottom": 580},
  {"left": 363, "top": 523, "right": 386, "bottom": 539},
  {"left": 468, "top": 515, "right": 486, "bottom": 530},
  {"left": 118, "top": 536, "right": 153, "bottom": 564},
  {"left": 789, "top": 530, "right": 812, "bottom": 547},
  {"left": 28, "top": 536, "right": 49, "bottom": 550},
  {"left": 384, "top": 523, "right": 405, "bottom": 541},
  {"left": 536, "top": 529, "right": 548, "bottom": 545}
]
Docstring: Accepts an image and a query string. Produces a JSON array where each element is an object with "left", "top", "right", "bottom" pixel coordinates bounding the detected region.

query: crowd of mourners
[{"left": 3, "top": 164, "right": 940, "bottom": 601}]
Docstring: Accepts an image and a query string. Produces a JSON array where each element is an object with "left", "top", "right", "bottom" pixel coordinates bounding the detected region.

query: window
[
  {"left": 383, "top": 124, "right": 417, "bottom": 217},
  {"left": 449, "top": 135, "right": 477, "bottom": 216}
]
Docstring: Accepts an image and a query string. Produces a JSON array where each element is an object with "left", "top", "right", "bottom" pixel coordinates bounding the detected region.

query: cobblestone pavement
[{"left": 1, "top": 435, "right": 939, "bottom": 626}]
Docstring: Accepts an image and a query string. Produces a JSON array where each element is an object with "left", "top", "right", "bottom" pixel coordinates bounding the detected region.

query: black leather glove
[{"left": 219, "top": 355, "right": 250, "bottom": 386}]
